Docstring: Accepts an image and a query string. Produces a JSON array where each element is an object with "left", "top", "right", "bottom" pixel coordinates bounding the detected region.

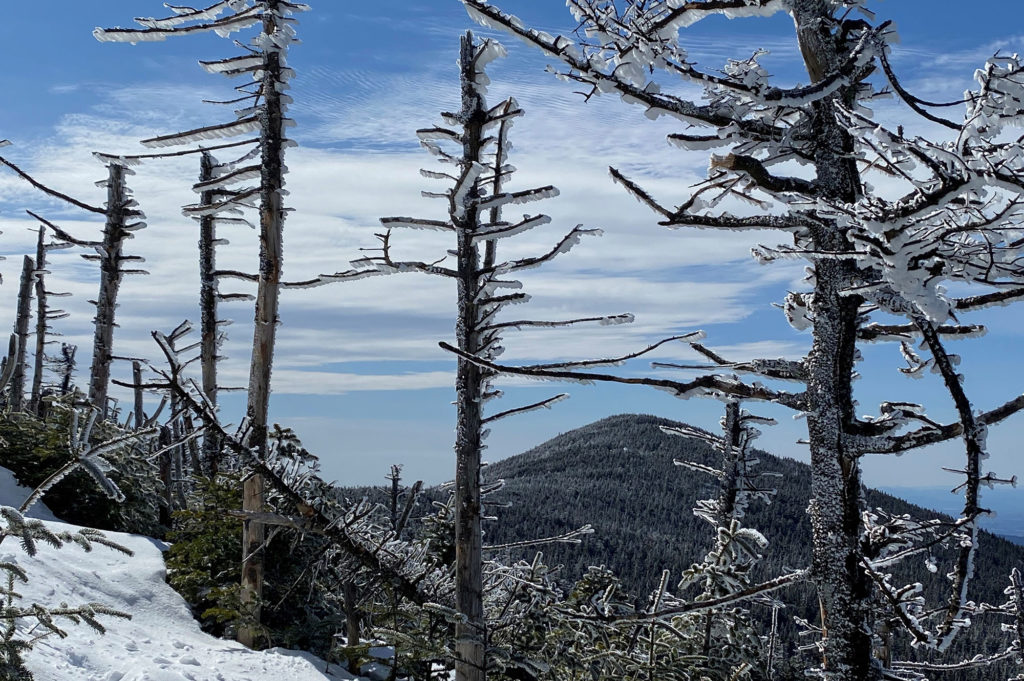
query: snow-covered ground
[{"left": 0, "top": 468, "right": 358, "bottom": 681}]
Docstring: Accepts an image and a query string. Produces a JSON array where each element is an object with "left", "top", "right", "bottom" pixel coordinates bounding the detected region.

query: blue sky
[{"left": 1, "top": 1, "right": 1024, "bottom": 524}]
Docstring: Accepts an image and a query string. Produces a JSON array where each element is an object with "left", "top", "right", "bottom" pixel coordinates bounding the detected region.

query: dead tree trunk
[
  {"left": 29, "top": 227, "right": 48, "bottom": 415},
  {"left": 240, "top": 1, "right": 288, "bottom": 648},
  {"left": 372, "top": 29, "right": 590, "bottom": 678},
  {"left": 132, "top": 360, "right": 145, "bottom": 429},
  {"left": 10, "top": 255, "right": 35, "bottom": 412},
  {"left": 452, "top": 32, "right": 487, "bottom": 681},
  {"left": 341, "top": 580, "right": 362, "bottom": 673},
  {"left": 793, "top": 2, "right": 876, "bottom": 678},
  {"left": 159, "top": 425, "right": 174, "bottom": 528},
  {"left": 58, "top": 344, "right": 75, "bottom": 396},
  {"left": 88, "top": 163, "right": 128, "bottom": 417},
  {"left": 198, "top": 151, "right": 222, "bottom": 474}
]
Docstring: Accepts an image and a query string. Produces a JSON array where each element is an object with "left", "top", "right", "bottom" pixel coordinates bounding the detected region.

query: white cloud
[{"left": 0, "top": 77, "right": 782, "bottom": 409}]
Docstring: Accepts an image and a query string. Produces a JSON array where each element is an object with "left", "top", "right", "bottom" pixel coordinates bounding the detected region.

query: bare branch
[
  {"left": 520, "top": 332, "right": 704, "bottom": 371},
  {"left": 438, "top": 341, "right": 806, "bottom": 410},
  {"left": 25, "top": 211, "right": 96, "bottom": 248},
  {"left": 483, "top": 393, "right": 568, "bottom": 424},
  {"left": 0, "top": 157, "right": 104, "bottom": 213}
]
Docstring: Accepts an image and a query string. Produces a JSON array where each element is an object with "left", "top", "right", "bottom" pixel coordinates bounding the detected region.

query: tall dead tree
[
  {"left": 27, "top": 223, "right": 73, "bottom": 416},
  {"left": 87, "top": 164, "right": 144, "bottom": 415},
  {"left": 96, "top": 3, "right": 302, "bottom": 646},
  {"left": 197, "top": 151, "right": 223, "bottom": 470},
  {"left": 9, "top": 255, "right": 34, "bottom": 412},
  {"left": 461, "top": 2, "right": 1024, "bottom": 679},
  {"left": 97, "top": 1, "right": 372, "bottom": 646},
  {"left": 363, "top": 31, "right": 639, "bottom": 681},
  {"left": 0, "top": 155, "right": 145, "bottom": 417}
]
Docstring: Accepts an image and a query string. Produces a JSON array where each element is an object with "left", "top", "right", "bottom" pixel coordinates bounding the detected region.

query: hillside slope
[{"left": 480, "top": 413, "right": 1023, "bottom": 677}]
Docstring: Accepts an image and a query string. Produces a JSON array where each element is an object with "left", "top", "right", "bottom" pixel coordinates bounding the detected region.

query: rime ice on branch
[
  {"left": 461, "top": 2, "right": 1024, "bottom": 679},
  {"left": 359, "top": 31, "right": 631, "bottom": 681},
  {"left": 96, "top": 0, "right": 310, "bottom": 647},
  {"left": 0, "top": 155, "right": 147, "bottom": 418},
  {"left": 27, "top": 223, "right": 74, "bottom": 416}
]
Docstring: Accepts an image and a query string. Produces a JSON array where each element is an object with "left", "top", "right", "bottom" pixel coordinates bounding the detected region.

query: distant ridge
[{"left": 480, "top": 413, "right": 1023, "bottom": 679}]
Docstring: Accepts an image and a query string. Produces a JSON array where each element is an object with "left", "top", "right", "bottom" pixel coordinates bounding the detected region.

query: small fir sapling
[{"left": 668, "top": 401, "right": 780, "bottom": 678}]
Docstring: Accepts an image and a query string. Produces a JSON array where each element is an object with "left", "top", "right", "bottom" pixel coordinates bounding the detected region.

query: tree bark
[
  {"left": 793, "top": 2, "right": 877, "bottom": 678},
  {"left": 453, "top": 31, "right": 487, "bottom": 681},
  {"left": 132, "top": 360, "right": 144, "bottom": 429},
  {"left": 10, "top": 255, "right": 34, "bottom": 413},
  {"left": 29, "top": 227, "right": 48, "bottom": 415},
  {"left": 88, "top": 163, "right": 128, "bottom": 417},
  {"left": 198, "top": 151, "right": 221, "bottom": 474},
  {"left": 238, "top": 471, "right": 265, "bottom": 648},
  {"left": 342, "top": 580, "right": 362, "bottom": 674},
  {"left": 240, "top": 0, "right": 287, "bottom": 647}
]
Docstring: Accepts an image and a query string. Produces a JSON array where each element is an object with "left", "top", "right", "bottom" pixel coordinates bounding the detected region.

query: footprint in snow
[{"left": 138, "top": 669, "right": 192, "bottom": 681}]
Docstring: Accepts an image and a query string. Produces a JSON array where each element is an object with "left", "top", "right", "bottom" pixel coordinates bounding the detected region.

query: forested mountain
[{"left": 472, "top": 413, "right": 1023, "bottom": 679}]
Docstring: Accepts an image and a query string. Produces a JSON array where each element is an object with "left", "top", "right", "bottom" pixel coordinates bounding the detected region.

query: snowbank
[{"left": 0, "top": 467, "right": 351, "bottom": 681}]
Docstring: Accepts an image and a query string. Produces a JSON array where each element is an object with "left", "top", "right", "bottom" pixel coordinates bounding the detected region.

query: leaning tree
[{"left": 459, "top": 1, "right": 1024, "bottom": 679}]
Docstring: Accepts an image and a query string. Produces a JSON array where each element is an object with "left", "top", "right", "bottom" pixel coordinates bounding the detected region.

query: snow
[
  {"left": 0, "top": 468, "right": 357, "bottom": 681},
  {"left": 0, "top": 468, "right": 57, "bottom": 521}
]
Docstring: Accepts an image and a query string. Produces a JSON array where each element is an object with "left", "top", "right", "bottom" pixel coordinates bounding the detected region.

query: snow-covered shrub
[
  {"left": 165, "top": 433, "right": 348, "bottom": 656},
  {"left": 0, "top": 401, "right": 164, "bottom": 535}
]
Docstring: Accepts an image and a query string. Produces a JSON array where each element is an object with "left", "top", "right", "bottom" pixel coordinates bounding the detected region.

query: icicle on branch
[{"left": 438, "top": 341, "right": 807, "bottom": 410}]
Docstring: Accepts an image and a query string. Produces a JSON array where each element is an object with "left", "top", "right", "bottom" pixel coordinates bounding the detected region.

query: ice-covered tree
[
  {"left": 458, "top": 2, "right": 1024, "bottom": 679},
  {"left": 0, "top": 156, "right": 147, "bottom": 418},
  {"left": 26, "top": 223, "right": 73, "bottom": 417},
  {"left": 95, "top": 3, "right": 380, "bottom": 641},
  {"left": 94, "top": 2, "right": 305, "bottom": 634},
  {"left": 667, "top": 402, "right": 779, "bottom": 677},
  {"left": 360, "top": 31, "right": 638, "bottom": 681}
]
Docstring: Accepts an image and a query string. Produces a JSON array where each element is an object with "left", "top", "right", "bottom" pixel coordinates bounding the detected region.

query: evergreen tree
[{"left": 458, "top": 2, "right": 1024, "bottom": 678}]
